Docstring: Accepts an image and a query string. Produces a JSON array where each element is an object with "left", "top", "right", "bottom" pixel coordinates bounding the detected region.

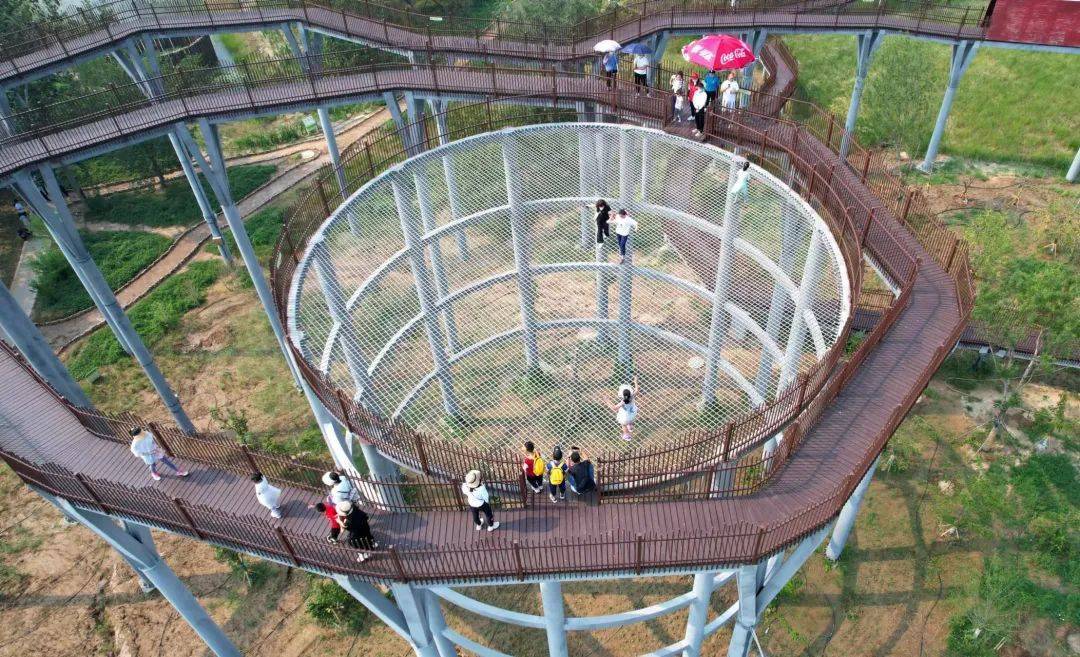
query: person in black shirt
[
  {"left": 592, "top": 199, "right": 611, "bottom": 244},
  {"left": 567, "top": 447, "right": 596, "bottom": 495}
]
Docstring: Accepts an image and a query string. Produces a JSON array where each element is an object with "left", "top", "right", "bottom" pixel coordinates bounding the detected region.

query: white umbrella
[{"left": 593, "top": 39, "right": 622, "bottom": 53}]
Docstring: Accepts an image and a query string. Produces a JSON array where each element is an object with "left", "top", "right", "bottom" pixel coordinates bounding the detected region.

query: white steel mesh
[{"left": 289, "top": 124, "right": 850, "bottom": 455}]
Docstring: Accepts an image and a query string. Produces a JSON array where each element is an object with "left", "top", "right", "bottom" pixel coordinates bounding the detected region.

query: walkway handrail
[{"left": 0, "top": 0, "right": 992, "bottom": 79}]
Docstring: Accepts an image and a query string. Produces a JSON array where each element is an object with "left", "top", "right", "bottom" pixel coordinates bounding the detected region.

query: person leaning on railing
[
  {"left": 129, "top": 426, "right": 188, "bottom": 481},
  {"left": 567, "top": 447, "right": 596, "bottom": 496},
  {"left": 461, "top": 470, "right": 501, "bottom": 532}
]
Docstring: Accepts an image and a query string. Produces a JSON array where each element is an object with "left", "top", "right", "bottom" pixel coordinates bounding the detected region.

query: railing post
[
  {"left": 389, "top": 546, "right": 408, "bottom": 581},
  {"left": 240, "top": 445, "right": 259, "bottom": 473},
  {"left": 943, "top": 237, "right": 959, "bottom": 272},
  {"left": 275, "top": 527, "right": 300, "bottom": 565},
  {"left": 860, "top": 150, "right": 871, "bottom": 183},
  {"left": 634, "top": 533, "right": 644, "bottom": 574},
  {"left": 316, "top": 178, "right": 331, "bottom": 216},
  {"left": 900, "top": 189, "right": 914, "bottom": 224},
  {"left": 512, "top": 540, "right": 525, "bottom": 580},
  {"left": 825, "top": 114, "right": 835, "bottom": 150},
  {"left": 336, "top": 389, "right": 357, "bottom": 434},
  {"left": 172, "top": 498, "right": 205, "bottom": 539},
  {"left": 721, "top": 422, "right": 734, "bottom": 461},
  {"left": 148, "top": 421, "right": 175, "bottom": 457},
  {"left": 74, "top": 473, "right": 110, "bottom": 513},
  {"left": 860, "top": 207, "right": 874, "bottom": 247},
  {"left": 414, "top": 434, "right": 430, "bottom": 474}
]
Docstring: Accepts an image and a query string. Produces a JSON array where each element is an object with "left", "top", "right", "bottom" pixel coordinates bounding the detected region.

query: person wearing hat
[
  {"left": 322, "top": 470, "right": 356, "bottom": 506},
  {"left": 129, "top": 426, "right": 188, "bottom": 481},
  {"left": 251, "top": 471, "right": 283, "bottom": 519},
  {"left": 336, "top": 500, "right": 376, "bottom": 562},
  {"left": 461, "top": 470, "right": 500, "bottom": 531}
]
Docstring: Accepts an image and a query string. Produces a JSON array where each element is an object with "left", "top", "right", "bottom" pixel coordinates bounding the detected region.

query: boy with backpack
[
  {"left": 546, "top": 446, "right": 568, "bottom": 503},
  {"left": 522, "top": 441, "right": 545, "bottom": 493}
]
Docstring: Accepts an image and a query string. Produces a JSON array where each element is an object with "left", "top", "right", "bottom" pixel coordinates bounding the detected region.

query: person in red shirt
[{"left": 309, "top": 501, "right": 341, "bottom": 543}]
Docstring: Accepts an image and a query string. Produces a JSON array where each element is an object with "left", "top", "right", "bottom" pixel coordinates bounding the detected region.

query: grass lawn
[
  {"left": 783, "top": 34, "right": 1080, "bottom": 169},
  {"left": 30, "top": 230, "right": 172, "bottom": 322},
  {"left": 82, "top": 164, "right": 277, "bottom": 228}
]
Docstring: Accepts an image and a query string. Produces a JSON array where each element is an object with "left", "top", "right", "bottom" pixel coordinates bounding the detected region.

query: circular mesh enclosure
[{"left": 288, "top": 124, "right": 850, "bottom": 456}]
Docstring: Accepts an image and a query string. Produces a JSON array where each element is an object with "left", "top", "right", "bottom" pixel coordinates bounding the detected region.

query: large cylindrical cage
[{"left": 288, "top": 123, "right": 850, "bottom": 457}]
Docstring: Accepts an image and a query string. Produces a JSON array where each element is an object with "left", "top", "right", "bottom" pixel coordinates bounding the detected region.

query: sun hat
[
  {"left": 322, "top": 471, "right": 339, "bottom": 486},
  {"left": 335, "top": 501, "right": 353, "bottom": 514},
  {"left": 465, "top": 470, "right": 481, "bottom": 488}
]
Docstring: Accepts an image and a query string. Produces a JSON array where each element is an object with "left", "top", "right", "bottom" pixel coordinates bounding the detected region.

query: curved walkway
[
  {"left": 0, "top": 90, "right": 968, "bottom": 583},
  {"left": 0, "top": 0, "right": 1005, "bottom": 86}
]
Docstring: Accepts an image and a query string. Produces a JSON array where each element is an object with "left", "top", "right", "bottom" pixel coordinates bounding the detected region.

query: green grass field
[
  {"left": 783, "top": 34, "right": 1080, "bottom": 169},
  {"left": 83, "top": 164, "right": 277, "bottom": 228},
  {"left": 30, "top": 230, "right": 172, "bottom": 322}
]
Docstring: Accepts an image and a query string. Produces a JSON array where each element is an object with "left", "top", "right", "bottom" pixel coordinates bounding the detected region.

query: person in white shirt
[
  {"left": 129, "top": 426, "right": 188, "bottom": 481},
  {"left": 251, "top": 472, "right": 283, "bottom": 519},
  {"left": 632, "top": 54, "right": 650, "bottom": 95},
  {"left": 691, "top": 80, "right": 709, "bottom": 136},
  {"left": 322, "top": 470, "right": 356, "bottom": 506},
  {"left": 720, "top": 72, "right": 740, "bottom": 110},
  {"left": 612, "top": 209, "right": 638, "bottom": 264},
  {"left": 461, "top": 470, "right": 500, "bottom": 531},
  {"left": 730, "top": 160, "right": 751, "bottom": 200},
  {"left": 670, "top": 71, "right": 686, "bottom": 121}
]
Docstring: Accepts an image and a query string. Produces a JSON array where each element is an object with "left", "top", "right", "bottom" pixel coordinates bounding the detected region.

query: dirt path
[{"left": 40, "top": 107, "right": 392, "bottom": 352}]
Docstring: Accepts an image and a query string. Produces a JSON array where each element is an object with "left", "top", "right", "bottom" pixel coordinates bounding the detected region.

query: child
[
  {"left": 251, "top": 472, "right": 283, "bottom": 519},
  {"left": 522, "top": 441, "right": 545, "bottom": 493},
  {"left": 129, "top": 426, "right": 188, "bottom": 481},
  {"left": 609, "top": 374, "right": 640, "bottom": 441},
  {"left": 546, "top": 446, "right": 568, "bottom": 503},
  {"left": 308, "top": 501, "right": 341, "bottom": 543}
]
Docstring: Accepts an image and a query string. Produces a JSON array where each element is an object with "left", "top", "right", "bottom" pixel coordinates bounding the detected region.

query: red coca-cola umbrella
[{"left": 681, "top": 34, "right": 756, "bottom": 71}]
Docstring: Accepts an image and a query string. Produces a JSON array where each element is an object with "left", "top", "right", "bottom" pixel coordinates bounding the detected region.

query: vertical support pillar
[
  {"left": 616, "top": 128, "right": 634, "bottom": 366},
  {"left": 414, "top": 170, "right": 460, "bottom": 354},
  {"left": 840, "top": 31, "right": 882, "bottom": 159},
  {"left": 11, "top": 168, "right": 195, "bottom": 433},
  {"left": 317, "top": 106, "right": 349, "bottom": 199},
  {"left": 42, "top": 495, "right": 241, "bottom": 657},
  {"left": 649, "top": 32, "right": 670, "bottom": 88},
  {"left": 391, "top": 176, "right": 461, "bottom": 416},
  {"left": 0, "top": 280, "right": 90, "bottom": 405},
  {"left": 383, "top": 92, "right": 412, "bottom": 154},
  {"left": 919, "top": 41, "right": 978, "bottom": 173},
  {"left": 739, "top": 30, "right": 768, "bottom": 107},
  {"left": 577, "top": 128, "right": 594, "bottom": 250},
  {"left": 593, "top": 130, "right": 610, "bottom": 344},
  {"left": 390, "top": 584, "right": 440, "bottom": 657},
  {"left": 121, "top": 521, "right": 157, "bottom": 592},
  {"left": 639, "top": 134, "right": 652, "bottom": 200},
  {"left": 701, "top": 163, "right": 743, "bottom": 406},
  {"left": 1066, "top": 145, "right": 1080, "bottom": 183},
  {"left": 501, "top": 135, "right": 541, "bottom": 370},
  {"left": 683, "top": 571, "right": 718, "bottom": 657},
  {"left": 167, "top": 131, "right": 233, "bottom": 264},
  {"left": 753, "top": 198, "right": 800, "bottom": 398},
  {"left": 403, "top": 92, "right": 427, "bottom": 155},
  {"left": 430, "top": 99, "right": 468, "bottom": 259},
  {"left": 539, "top": 581, "right": 569, "bottom": 657},
  {"left": 826, "top": 455, "right": 881, "bottom": 560},
  {"left": 778, "top": 228, "right": 825, "bottom": 390},
  {"left": 421, "top": 589, "right": 458, "bottom": 657},
  {"left": 727, "top": 564, "right": 759, "bottom": 657},
  {"left": 0, "top": 85, "right": 15, "bottom": 137}
]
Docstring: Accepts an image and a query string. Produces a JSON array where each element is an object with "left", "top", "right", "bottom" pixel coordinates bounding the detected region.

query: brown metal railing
[{"left": 0, "top": 0, "right": 991, "bottom": 78}]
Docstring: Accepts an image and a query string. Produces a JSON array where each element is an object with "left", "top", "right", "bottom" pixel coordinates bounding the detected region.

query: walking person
[
  {"left": 613, "top": 209, "right": 638, "bottom": 264},
  {"left": 602, "top": 51, "right": 619, "bottom": 89},
  {"left": 129, "top": 426, "right": 188, "bottom": 481},
  {"left": 720, "top": 72, "right": 740, "bottom": 111},
  {"left": 632, "top": 52, "right": 650, "bottom": 96},
  {"left": 461, "top": 470, "right": 500, "bottom": 531},
  {"left": 336, "top": 500, "right": 377, "bottom": 562},
  {"left": 609, "top": 374, "right": 640, "bottom": 441},
  {"left": 322, "top": 470, "right": 356, "bottom": 506},
  {"left": 592, "top": 199, "right": 611, "bottom": 244},
  {"left": 546, "top": 446, "right": 568, "bottom": 503},
  {"left": 522, "top": 440, "right": 545, "bottom": 493},
  {"left": 669, "top": 71, "right": 685, "bottom": 121},
  {"left": 703, "top": 70, "right": 720, "bottom": 107},
  {"left": 692, "top": 80, "right": 708, "bottom": 136},
  {"left": 251, "top": 472, "right": 283, "bottom": 519},
  {"left": 567, "top": 447, "right": 597, "bottom": 496},
  {"left": 307, "top": 501, "right": 341, "bottom": 543}
]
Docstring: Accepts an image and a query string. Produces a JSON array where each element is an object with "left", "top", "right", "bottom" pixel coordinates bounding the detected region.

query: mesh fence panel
[{"left": 290, "top": 124, "right": 849, "bottom": 455}]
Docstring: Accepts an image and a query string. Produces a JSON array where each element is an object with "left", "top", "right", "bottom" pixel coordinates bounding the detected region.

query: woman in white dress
[{"left": 609, "top": 374, "right": 640, "bottom": 441}]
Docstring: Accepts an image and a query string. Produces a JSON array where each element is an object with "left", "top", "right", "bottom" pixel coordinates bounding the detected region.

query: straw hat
[
  {"left": 335, "top": 501, "right": 353, "bottom": 514},
  {"left": 464, "top": 470, "right": 481, "bottom": 488}
]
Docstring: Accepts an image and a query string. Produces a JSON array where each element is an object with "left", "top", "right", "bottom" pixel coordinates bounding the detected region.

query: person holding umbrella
[
  {"left": 594, "top": 39, "right": 622, "bottom": 90},
  {"left": 621, "top": 43, "right": 652, "bottom": 96},
  {"left": 681, "top": 34, "right": 755, "bottom": 111}
]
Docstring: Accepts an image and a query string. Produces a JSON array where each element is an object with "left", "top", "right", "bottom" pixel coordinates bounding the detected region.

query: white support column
[
  {"left": 121, "top": 521, "right": 158, "bottom": 592},
  {"left": 919, "top": 41, "right": 979, "bottom": 173},
  {"left": 11, "top": 168, "right": 195, "bottom": 433},
  {"left": 403, "top": 91, "right": 428, "bottom": 156},
  {"left": 317, "top": 106, "right": 349, "bottom": 199},
  {"left": 501, "top": 135, "right": 541, "bottom": 370},
  {"left": 311, "top": 240, "right": 378, "bottom": 407},
  {"left": 778, "top": 228, "right": 825, "bottom": 391},
  {"left": 42, "top": 496, "right": 241, "bottom": 657},
  {"left": 390, "top": 584, "right": 440, "bottom": 657},
  {"left": 840, "top": 31, "right": 883, "bottom": 159},
  {"left": 649, "top": 32, "right": 670, "bottom": 88},
  {"left": 727, "top": 564, "right": 759, "bottom": 657},
  {"left": 430, "top": 101, "right": 469, "bottom": 261},
  {"left": 167, "top": 130, "right": 233, "bottom": 264},
  {"left": 826, "top": 455, "right": 881, "bottom": 561},
  {"left": 391, "top": 176, "right": 461, "bottom": 416},
  {"left": 0, "top": 280, "right": 90, "bottom": 406},
  {"left": 593, "top": 130, "right": 611, "bottom": 344},
  {"left": 640, "top": 133, "right": 652, "bottom": 199},
  {"left": 753, "top": 198, "right": 800, "bottom": 398},
  {"left": 615, "top": 129, "right": 634, "bottom": 366},
  {"left": 384, "top": 92, "right": 410, "bottom": 153},
  {"left": 578, "top": 129, "right": 594, "bottom": 250},
  {"left": 739, "top": 30, "right": 768, "bottom": 106},
  {"left": 414, "top": 171, "right": 460, "bottom": 354},
  {"left": 422, "top": 588, "right": 458, "bottom": 657},
  {"left": 539, "top": 581, "right": 569, "bottom": 657},
  {"left": 0, "top": 85, "right": 15, "bottom": 137},
  {"left": 701, "top": 163, "right": 743, "bottom": 406},
  {"left": 1067, "top": 146, "right": 1080, "bottom": 183},
  {"left": 333, "top": 575, "right": 411, "bottom": 638},
  {"left": 683, "top": 571, "right": 718, "bottom": 657}
]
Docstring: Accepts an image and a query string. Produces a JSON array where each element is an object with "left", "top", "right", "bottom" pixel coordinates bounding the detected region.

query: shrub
[{"left": 305, "top": 577, "right": 374, "bottom": 634}]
